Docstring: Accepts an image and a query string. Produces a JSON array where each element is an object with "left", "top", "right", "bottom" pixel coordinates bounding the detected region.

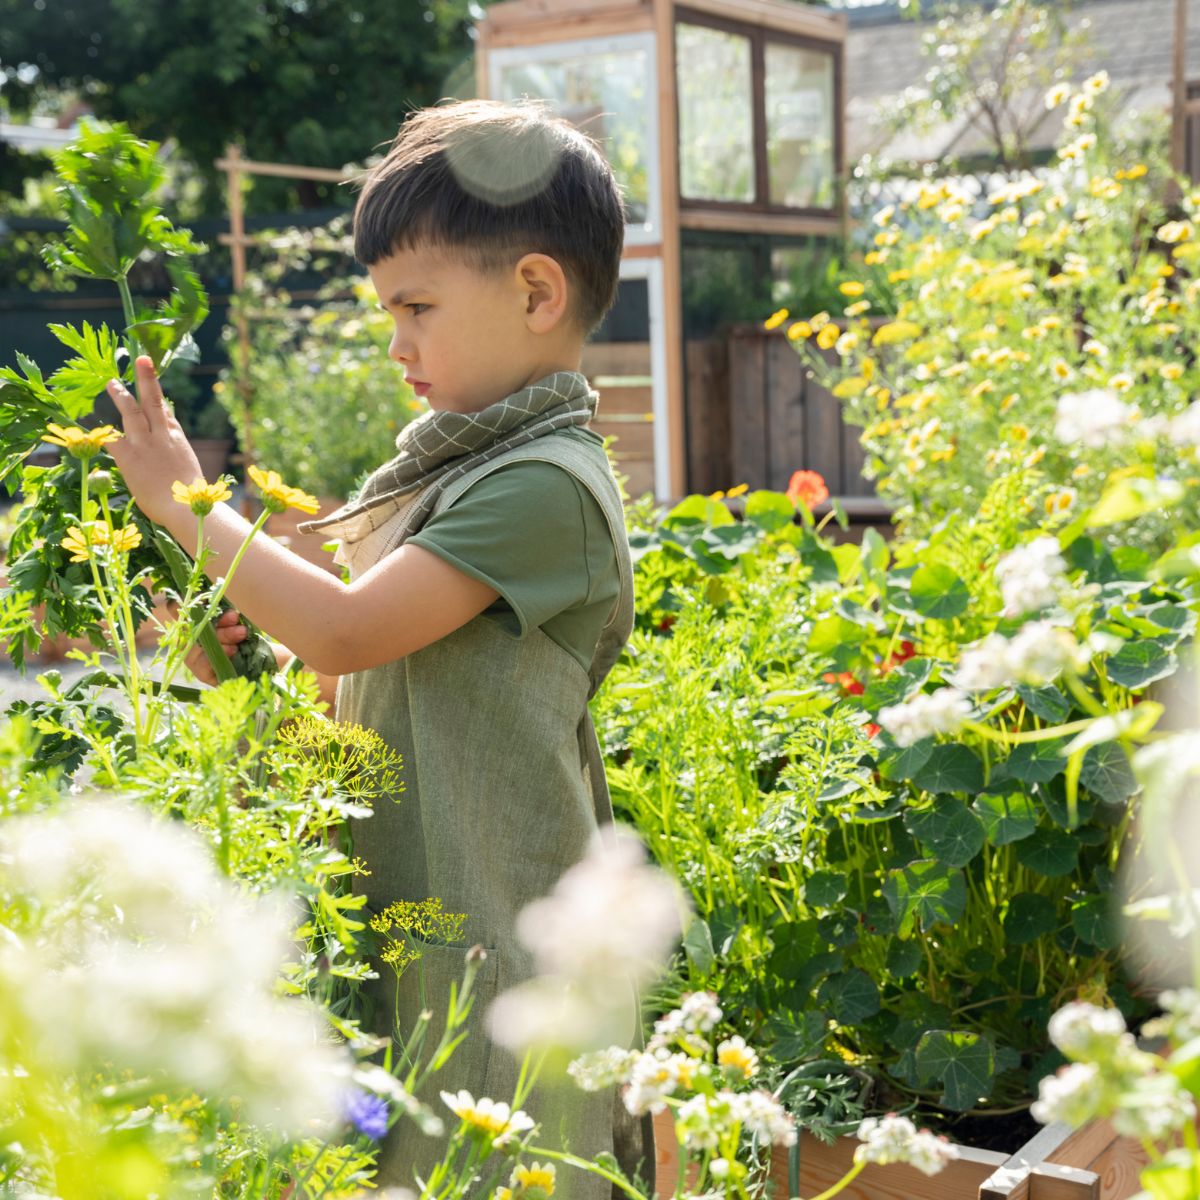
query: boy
[{"left": 107, "top": 100, "right": 648, "bottom": 1195}]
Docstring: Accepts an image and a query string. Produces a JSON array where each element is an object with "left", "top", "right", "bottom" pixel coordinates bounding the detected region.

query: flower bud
[{"left": 88, "top": 469, "right": 116, "bottom": 497}]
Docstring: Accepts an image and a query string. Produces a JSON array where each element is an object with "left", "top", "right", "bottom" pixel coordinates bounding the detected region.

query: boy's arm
[{"left": 108, "top": 360, "right": 499, "bottom": 676}]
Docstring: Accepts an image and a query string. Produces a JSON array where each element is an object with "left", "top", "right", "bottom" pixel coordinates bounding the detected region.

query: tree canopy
[{"left": 0, "top": 0, "right": 482, "bottom": 212}]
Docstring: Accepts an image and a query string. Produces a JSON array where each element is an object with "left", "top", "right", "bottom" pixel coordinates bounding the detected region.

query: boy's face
[{"left": 368, "top": 244, "right": 572, "bottom": 414}]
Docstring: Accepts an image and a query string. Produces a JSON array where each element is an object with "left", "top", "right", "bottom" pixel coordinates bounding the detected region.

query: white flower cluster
[
  {"left": 1054, "top": 388, "right": 1137, "bottom": 449},
  {"left": 1145, "top": 989, "right": 1200, "bottom": 1044},
  {"left": 567, "top": 1046, "right": 640, "bottom": 1092},
  {"left": 649, "top": 991, "right": 723, "bottom": 1049},
  {"left": 995, "top": 537, "right": 1068, "bottom": 617},
  {"left": 878, "top": 687, "right": 971, "bottom": 747},
  {"left": 488, "top": 826, "right": 683, "bottom": 1053},
  {"left": 0, "top": 800, "right": 350, "bottom": 1135},
  {"left": 1168, "top": 402, "right": 1200, "bottom": 448},
  {"left": 673, "top": 1089, "right": 796, "bottom": 1151},
  {"left": 955, "top": 621, "right": 1086, "bottom": 691},
  {"left": 623, "top": 1048, "right": 709, "bottom": 1115},
  {"left": 1033, "top": 1001, "right": 1198, "bottom": 1141},
  {"left": 854, "top": 1114, "right": 959, "bottom": 1176}
]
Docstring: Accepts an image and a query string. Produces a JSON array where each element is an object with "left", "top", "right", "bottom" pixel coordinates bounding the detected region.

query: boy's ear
[{"left": 515, "top": 253, "right": 570, "bottom": 334}]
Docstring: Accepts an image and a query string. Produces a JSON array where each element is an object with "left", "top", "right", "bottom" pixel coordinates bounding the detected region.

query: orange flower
[{"left": 786, "top": 470, "right": 829, "bottom": 511}]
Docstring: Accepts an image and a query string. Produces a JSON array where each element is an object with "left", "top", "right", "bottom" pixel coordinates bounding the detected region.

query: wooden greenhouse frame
[{"left": 474, "top": 0, "right": 848, "bottom": 500}]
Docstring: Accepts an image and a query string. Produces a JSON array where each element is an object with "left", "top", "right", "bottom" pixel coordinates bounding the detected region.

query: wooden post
[
  {"left": 222, "top": 144, "right": 256, "bottom": 512},
  {"left": 1171, "top": 0, "right": 1188, "bottom": 200}
]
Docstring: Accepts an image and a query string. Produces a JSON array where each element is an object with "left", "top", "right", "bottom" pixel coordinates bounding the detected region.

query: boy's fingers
[
  {"left": 106, "top": 378, "right": 150, "bottom": 437},
  {"left": 134, "top": 356, "right": 168, "bottom": 428},
  {"left": 215, "top": 609, "right": 241, "bottom": 627}
]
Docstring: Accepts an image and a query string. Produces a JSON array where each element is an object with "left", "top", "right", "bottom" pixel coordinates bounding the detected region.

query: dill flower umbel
[
  {"left": 247, "top": 465, "right": 320, "bottom": 515},
  {"left": 44, "top": 422, "right": 122, "bottom": 459},
  {"left": 172, "top": 477, "right": 232, "bottom": 516}
]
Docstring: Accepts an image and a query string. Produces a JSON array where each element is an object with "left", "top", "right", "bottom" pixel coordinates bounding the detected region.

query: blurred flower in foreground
[
  {"left": 994, "top": 537, "right": 1067, "bottom": 617},
  {"left": 487, "top": 825, "right": 683, "bottom": 1053},
  {"left": 0, "top": 799, "right": 350, "bottom": 1135},
  {"left": 855, "top": 1115, "right": 958, "bottom": 1175},
  {"left": 248, "top": 464, "right": 321, "bottom": 515},
  {"left": 878, "top": 687, "right": 970, "bottom": 747}
]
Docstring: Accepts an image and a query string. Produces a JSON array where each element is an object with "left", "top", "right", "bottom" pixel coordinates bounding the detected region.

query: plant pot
[
  {"left": 653, "top": 1109, "right": 1154, "bottom": 1199},
  {"left": 193, "top": 438, "right": 233, "bottom": 483},
  {"left": 265, "top": 496, "right": 344, "bottom": 575}
]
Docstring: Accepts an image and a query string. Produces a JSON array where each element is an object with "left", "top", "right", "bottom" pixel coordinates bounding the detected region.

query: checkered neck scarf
[{"left": 298, "top": 371, "right": 598, "bottom": 543}]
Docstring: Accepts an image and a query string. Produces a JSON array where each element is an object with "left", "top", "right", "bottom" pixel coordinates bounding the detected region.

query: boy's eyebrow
[{"left": 381, "top": 288, "right": 426, "bottom": 309}]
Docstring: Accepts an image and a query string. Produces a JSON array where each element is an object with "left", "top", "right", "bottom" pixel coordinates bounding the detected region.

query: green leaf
[
  {"left": 910, "top": 743, "right": 984, "bottom": 794},
  {"left": 664, "top": 494, "right": 735, "bottom": 527},
  {"left": 808, "top": 614, "right": 865, "bottom": 658},
  {"left": 1015, "top": 828, "right": 1080, "bottom": 877},
  {"left": 1139, "top": 1149, "right": 1200, "bottom": 1200},
  {"left": 683, "top": 915, "right": 716, "bottom": 974},
  {"left": 1106, "top": 638, "right": 1177, "bottom": 689},
  {"left": 863, "top": 657, "right": 934, "bottom": 710},
  {"left": 744, "top": 490, "right": 796, "bottom": 533},
  {"left": 805, "top": 870, "right": 848, "bottom": 908},
  {"left": 915, "top": 1030, "right": 996, "bottom": 1111},
  {"left": 817, "top": 968, "right": 881, "bottom": 1024},
  {"left": 1169, "top": 1037, "right": 1200, "bottom": 1100},
  {"left": 878, "top": 737, "right": 934, "bottom": 782},
  {"left": 971, "top": 791, "right": 1039, "bottom": 845},
  {"left": 886, "top": 940, "right": 922, "bottom": 977},
  {"left": 1001, "top": 740, "right": 1067, "bottom": 784},
  {"left": 909, "top": 563, "right": 970, "bottom": 620},
  {"left": 1070, "top": 894, "right": 1118, "bottom": 950},
  {"left": 764, "top": 1010, "right": 829, "bottom": 1062},
  {"left": 1080, "top": 740, "right": 1138, "bottom": 804},
  {"left": 882, "top": 860, "right": 967, "bottom": 935},
  {"left": 904, "top": 797, "right": 986, "bottom": 866},
  {"left": 1003, "top": 892, "right": 1060, "bottom": 945},
  {"left": 1016, "top": 684, "right": 1072, "bottom": 724},
  {"left": 45, "top": 321, "right": 125, "bottom": 418},
  {"left": 1086, "top": 474, "right": 1184, "bottom": 529}
]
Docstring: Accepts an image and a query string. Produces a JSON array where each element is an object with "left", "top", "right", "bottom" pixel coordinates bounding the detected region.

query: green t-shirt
[{"left": 407, "top": 456, "right": 620, "bottom": 671}]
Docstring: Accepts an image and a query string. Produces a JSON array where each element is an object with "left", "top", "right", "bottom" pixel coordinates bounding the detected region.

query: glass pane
[
  {"left": 676, "top": 23, "right": 754, "bottom": 204},
  {"left": 765, "top": 42, "right": 835, "bottom": 209},
  {"left": 498, "top": 47, "right": 651, "bottom": 227}
]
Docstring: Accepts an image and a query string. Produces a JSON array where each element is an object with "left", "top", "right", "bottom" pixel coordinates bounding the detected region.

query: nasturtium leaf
[
  {"left": 910, "top": 743, "right": 985, "bottom": 794},
  {"left": 1003, "top": 892, "right": 1059, "bottom": 945},
  {"left": 915, "top": 1030, "right": 996, "bottom": 1112},
  {"left": 1107, "top": 638, "right": 1177, "bottom": 689},
  {"left": 763, "top": 1010, "right": 829, "bottom": 1062},
  {"left": 910, "top": 563, "right": 971, "bottom": 620},
  {"left": 1016, "top": 683, "right": 1072, "bottom": 724},
  {"left": 1168, "top": 1036, "right": 1200, "bottom": 1101},
  {"left": 886, "top": 940, "right": 921, "bottom": 978},
  {"left": 864, "top": 658, "right": 935, "bottom": 710},
  {"left": 767, "top": 920, "right": 824, "bottom": 982},
  {"left": 1015, "top": 827, "right": 1080, "bottom": 877},
  {"left": 798, "top": 534, "right": 840, "bottom": 583},
  {"left": 994, "top": 1044, "right": 1022, "bottom": 1075},
  {"left": 963, "top": 947, "right": 994, "bottom": 974},
  {"left": 972, "top": 791, "right": 1039, "bottom": 845},
  {"left": 683, "top": 915, "right": 716, "bottom": 974},
  {"left": 664, "top": 494, "right": 734, "bottom": 527},
  {"left": 817, "top": 968, "right": 881, "bottom": 1024},
  {"left": 1086, "top": 474, "right": 1184, "bottom": 529},
  {"left": 744, "top": 489, "right": 796, "bottom": 533},
  {"left": 808, "top": 614, "right": 864, "bottom": 657},
  {"left": 817, "top": 912, "right": 859, "bottom": 949},
  {"left": 1001, "top": 740, "right": 1068, "bottom": 784},
  {"left": 1080, "top": 740, "right": 1138, "bottom": 804},
  {"left": 805, "top": 870, "right": 848, "bottom": 908},
  {"left": 1037, "top": 777, "right": 1097, "bottom": 827},
  {"left": 1144, "top": 603, "right": 1196, "bottom": 635},
  {"left": 1070, "top": 894, "right": 1118, "bottom": 950},
  {"left": 878, "top": 737, "right": 934, "bottom": 783},
  {"left": 883, "top": 860, "right": 967, "bottom": 934},
  {"left": 904, "top": 797, "right": 986, "bottom": 867}
]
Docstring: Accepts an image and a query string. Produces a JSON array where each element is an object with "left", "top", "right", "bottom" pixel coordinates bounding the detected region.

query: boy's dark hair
[{"left": 354, "top": 100, "right": 625, "bottom": 334}]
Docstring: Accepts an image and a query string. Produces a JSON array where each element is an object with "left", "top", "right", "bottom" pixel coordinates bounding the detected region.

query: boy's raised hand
[{"left": 107, "top": 355, "right": 206, "bottom": 527}]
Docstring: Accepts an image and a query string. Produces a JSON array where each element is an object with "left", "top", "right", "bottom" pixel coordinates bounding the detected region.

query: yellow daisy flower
[
  {"left": 816, "top": 323, "right": 841, "bottom": 351},
  {"left": 45, "top": 423, "right": 122, "bottom": 459},
  {"left": 247, "top": 465, "right": 320, "bottom": 515},
  {"left": 172, "top": 478, "right": 233, "bottom": 517},
  {"left": 717, "top": 1035, "right": 759, "bottom": 1080},
  {"left": 440, "top": 1090, "right": 534, "bottom": 1147},
  {"left": 61, "top": 524, "right": 106, "bottom": 563},
  {"left": 844, "top": 300, "right": 871, "bottom": 317},
  {"left": 512, "top": 1162, "right": 556, "bottom": 1195},
  {"left": 763, "top": 308, "right": 789, "bottom": 331},
  {"left": 109, "top": 526, "right": 142, "bottom": 554},
  {"left": 839, "top": 281, "right": 865, "bottom": 297},
  {"left": 786, "top": 321, "right": 813, "bottom": 341},
  {"left": 1161, "top": 363, "right": 1184, "bottom": 381},
  {"left": 725, "top": 483, "right": 749, "bottom": 498}
]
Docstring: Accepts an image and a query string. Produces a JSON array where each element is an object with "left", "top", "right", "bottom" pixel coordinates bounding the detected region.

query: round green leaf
[
  {"left": 910, "top": 563, "right": 971, "bottom": 620},
  {"left": 1107, "top": 638, "right": 1177, "bottom": 689},
  {"left": 1016, "top": 684, "right": 1071, "bottom": 724},
  {"left": 805, "top": 870, "right": 848, "bottom": 908},
  {"left": 910, "top": 743, "right": 985, "bottom": 795},
  {"left": 1003, "top": 892, "right": 1059, "bottom": 945},
  {"left": 1015, "top": 827, "right": 1080, "bottom": 877},
  {"left": 1080, "top": 740, "right": 1138, "bottom": 804},
  {"left": 886, "top": 940, "right": 922, "bottom": 978},
  {"left": 744, "top": 490, "right": 796, "bottom": 533},
  {"left": 1001, "top": 740, "right": 1067, "bottom": 785},
  {"left": 1070, "top": 894, "right": 1118, "bottom": 950},
  {"left": 904, "top": 797, "right": 986, "bottom": 867},
  {"left": 878, "top": 737, "right": 934, "bottom": 783},
  {"left": 972, "top": 791, "right": 1039, "bottom": 845},
  {"left": 882, "top": 860, "right": 967, "bottom": 934},
  {"left": 915, "top": 1030, "right": 996, "bottom": 1112},
  {"left": 817, "top": 968, "right": 881, "bottom": 1024}
]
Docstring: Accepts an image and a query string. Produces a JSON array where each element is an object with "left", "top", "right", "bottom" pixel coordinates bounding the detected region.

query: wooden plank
[
  {"left": 677, "top": 0, "right": 846, "bottom": 41},
  {"left": 582, "top": 341, "right": 653, "bottom": 376},
  {"left": 765, "top": 331, "right": 807, "bottom": 490},
  {"left": 684, "top": 337, "right": 731, "bottom": 494},
  {"left": 1029, "top": 1163, "right": 1100, "bottom": 1200},
  {"left": 1088, "top": 1136, "right": 1151, "bottom": 1200},
  {"left": 486, "top": 10, "right": 655, "bottom": 46},
  {"left": 1041, "top": 1120, "right": 1117, "bottom": 1172},
  {"left": 620, "top": 457, "right": 657, "bottom": 499},
  {"left": 213, "top": 156, "right": 356, "bottom": 183},
  {"left": 728, "top": 332, "right": 769, "bottom": 487},
  {"left": 594, "top": 419, "right": 655, "bottom": 457},
  {"left": 595, "top": 385, "right": 653, "bottom": 415},
  {"left": 804, "top": 357, "right": 846, "bottom": 494},
  {"left": 842, "top": 414, "right": 872, "bottom": 495},
  {"left": 679, "top": 206, "right": 843, "bottom": 237}
]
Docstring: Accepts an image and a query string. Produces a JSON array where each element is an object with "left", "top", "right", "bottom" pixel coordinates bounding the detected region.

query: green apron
[{"left": 336, "top": 428, "right": 652, "bottom": 1197}]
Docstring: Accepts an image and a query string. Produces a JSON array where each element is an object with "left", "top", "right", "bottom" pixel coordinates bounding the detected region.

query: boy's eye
[{"left": 407, "top": 303, "right": 429, "bottom": 315}]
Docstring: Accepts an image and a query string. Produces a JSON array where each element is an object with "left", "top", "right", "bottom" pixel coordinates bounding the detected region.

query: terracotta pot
[{"left": 192, "top": 438, "right": 233, "bottom": 483}]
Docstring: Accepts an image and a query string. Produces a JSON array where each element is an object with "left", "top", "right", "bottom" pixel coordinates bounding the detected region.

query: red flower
[
  {"left": 865, "top": 723, "right": 881, "bottom": 738},
  {"left": 786, "top": 470, "right": 830, "bottom": 511},
  {"left": 824, "top": 671, "right": 864, "bottom": 696},
  {"left": 880, "top": 640, "right": 918, "bottom": 674}
]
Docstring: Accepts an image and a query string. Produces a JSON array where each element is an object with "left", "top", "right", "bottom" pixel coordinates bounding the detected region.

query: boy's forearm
[
  {"left": 162, "top": 502, "right": 347, "bottom": 672},
  {"left": 271, "top": 642, "right": 340, "bottom": 709}
]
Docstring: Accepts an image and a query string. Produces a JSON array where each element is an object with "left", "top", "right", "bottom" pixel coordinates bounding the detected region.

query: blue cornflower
[{"left": 344, "top": 1089, "right": 390, "bottom": 1140}]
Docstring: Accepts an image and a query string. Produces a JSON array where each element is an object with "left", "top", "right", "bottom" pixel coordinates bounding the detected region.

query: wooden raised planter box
[{"left": 653, "top": 1110, "right": 1151, "bottom": 1200}]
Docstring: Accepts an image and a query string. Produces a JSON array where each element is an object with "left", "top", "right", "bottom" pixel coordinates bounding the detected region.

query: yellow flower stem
[
  {"left": 806, "top": 1157, "right": 865, "bottom": 1200},
  {"left": 98, "top": 492, "right": 147, "bottom": 742},
  {"left": 524, "top": 1146, "right": 651, "bottom": 1200}
]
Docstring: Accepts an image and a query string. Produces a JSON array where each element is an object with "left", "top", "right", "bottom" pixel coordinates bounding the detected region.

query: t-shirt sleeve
[{"left": 406, "top": 461, "right": 612, "bottom": 638}]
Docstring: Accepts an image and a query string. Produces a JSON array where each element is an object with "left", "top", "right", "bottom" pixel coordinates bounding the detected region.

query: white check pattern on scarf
[{"left": 297, "top": 371, "right": 598, "bottom": 547}]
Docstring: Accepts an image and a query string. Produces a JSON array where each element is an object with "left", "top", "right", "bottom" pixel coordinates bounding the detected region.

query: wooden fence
[{"left": 685, "top": 325, "right": 882, "bottom": 510}]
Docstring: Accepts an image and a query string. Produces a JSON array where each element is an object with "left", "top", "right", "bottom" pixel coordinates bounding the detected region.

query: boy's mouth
[{"left": 407, "top": 379, "right": 431, "bottom": 398}]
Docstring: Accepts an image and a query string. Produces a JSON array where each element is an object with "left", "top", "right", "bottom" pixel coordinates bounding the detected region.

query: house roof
[{"left": 845, "top": 0, "right": 1200, "bottom": 162}]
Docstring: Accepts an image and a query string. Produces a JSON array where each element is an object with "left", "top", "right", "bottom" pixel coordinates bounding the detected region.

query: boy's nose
[{"left": 388, "top": 331, "right": 412, "bottom": 364}]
